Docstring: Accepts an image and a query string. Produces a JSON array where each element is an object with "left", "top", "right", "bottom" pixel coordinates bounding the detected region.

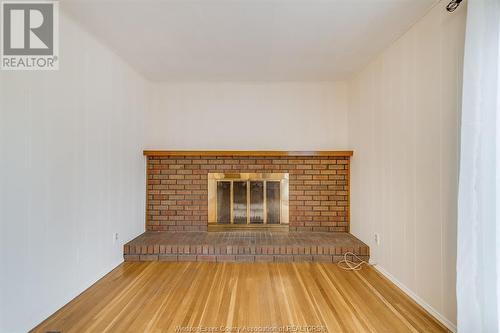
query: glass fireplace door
[
  {"left": 216, "top": 181, "right": 231, "bottom": 224},
  {"left": 249, "top": 181, "right": 264, "bottom": 224},
  {"left": 266, "top": 181, "right": 281, "bottom": 224},
  {"left": 233, "top": 181, "right": 248, "bottom": 224},
  {"left": 208, "top": 173, "right": 289, "bottom": 228}
]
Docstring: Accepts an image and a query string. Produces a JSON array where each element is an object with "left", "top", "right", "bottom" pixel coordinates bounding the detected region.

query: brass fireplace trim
[{"left": 208, "top": 173, "right": 289, "bottom": 231}]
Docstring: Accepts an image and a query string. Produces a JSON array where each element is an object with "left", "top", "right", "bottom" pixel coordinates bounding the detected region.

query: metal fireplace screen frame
[{"left": 208, "top": 173, "right": 289, "bottom": 229}]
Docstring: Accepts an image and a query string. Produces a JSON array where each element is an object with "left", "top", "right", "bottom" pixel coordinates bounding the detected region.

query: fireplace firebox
[{"left": 208, "top": 173, "right": 289, "bottom": 231}]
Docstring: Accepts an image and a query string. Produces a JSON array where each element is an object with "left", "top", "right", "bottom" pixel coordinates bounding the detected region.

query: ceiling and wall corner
[{"left": 61, "top": 0, "right": 442, "bottom": 150}]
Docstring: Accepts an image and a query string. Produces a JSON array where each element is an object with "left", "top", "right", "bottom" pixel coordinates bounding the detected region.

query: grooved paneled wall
[
  {"left": 146, "top": 155, "right": 350, "bottom": 232},
  {"left": 348, "top": 1, "right": 466, "bottom": 327}
]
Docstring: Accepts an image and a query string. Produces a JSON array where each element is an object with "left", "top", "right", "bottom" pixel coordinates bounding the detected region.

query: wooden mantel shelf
[{"left": 143, "top": 150, "right": 353, "bottom": 157}]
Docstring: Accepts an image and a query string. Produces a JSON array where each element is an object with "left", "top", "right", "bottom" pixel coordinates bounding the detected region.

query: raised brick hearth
[
  {"left": 146, "top": 151, "right": 351, "bottom": 232},
  {"left": 124, "top": 231, "right": 369, "bottom": 263}
]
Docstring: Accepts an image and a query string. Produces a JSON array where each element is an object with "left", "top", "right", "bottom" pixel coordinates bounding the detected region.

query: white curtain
[{"left": 457, "top": 0, "right": 500, "bottom": 332}]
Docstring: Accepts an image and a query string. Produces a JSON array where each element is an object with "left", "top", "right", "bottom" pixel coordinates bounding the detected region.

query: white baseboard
[{"left": 371, "top": 264, "right": 457, "bottom": 333}]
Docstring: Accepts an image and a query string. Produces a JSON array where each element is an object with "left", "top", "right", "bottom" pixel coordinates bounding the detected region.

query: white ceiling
[{"left": 62, "top": 0, "right": 438, "bottom": 82}]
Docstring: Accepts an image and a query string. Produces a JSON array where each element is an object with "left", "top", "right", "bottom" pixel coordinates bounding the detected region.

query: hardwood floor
[{"left": 31, "top": 262, "right": 450, "bottom": 333}]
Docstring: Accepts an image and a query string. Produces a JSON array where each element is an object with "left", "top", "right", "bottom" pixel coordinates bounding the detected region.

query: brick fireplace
[
  {"left": 145, "top": 151, "right": 352, "bottom": 233},
  {"left": 124, "top": 151, "right": 369, "bottom": 263}
]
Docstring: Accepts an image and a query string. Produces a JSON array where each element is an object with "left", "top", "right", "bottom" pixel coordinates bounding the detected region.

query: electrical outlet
[
  {"left": 113, "top": 232, "right": 119, "bottom": 243},
  {"left": 374, "top": 233, "right": 381, "bottom": 245}
]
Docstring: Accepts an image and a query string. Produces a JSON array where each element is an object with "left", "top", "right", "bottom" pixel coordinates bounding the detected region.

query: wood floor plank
[{"left": 31, "top": 262, "right": 450, "bottom": 333}]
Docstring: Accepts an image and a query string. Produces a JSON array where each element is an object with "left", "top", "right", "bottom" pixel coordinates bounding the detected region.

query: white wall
[
  {"left": 146, "top": 82, "right": 349, "bottom": 150},
  {"left": 348, "top": 1, "right": 466, "bottom": 330},
  {"left": 0, "top": 12, "right": 149, "bottom": 333}
]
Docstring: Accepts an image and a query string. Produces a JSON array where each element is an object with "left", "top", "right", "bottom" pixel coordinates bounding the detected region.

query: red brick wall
[{"left": 146, "top": 156, "right": 350, "bottom": 232}]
